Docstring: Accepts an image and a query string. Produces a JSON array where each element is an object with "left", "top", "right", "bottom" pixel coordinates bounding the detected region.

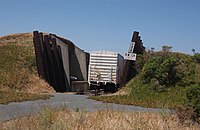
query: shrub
[
  {"left": 192, "top": 53, "right": 200, "bottom": 63},
  {"left": 150, "top": 78, "right": 166, "bottom": 92},
  {"left": 186, "top": 86, "right": 200, "bottom": 122},
  {"left": 141, "top": 56, "right": 163, "bottom": 83},
  {"left": 195, "top": 64, "right": 200, "bottom": 85},
  {"left": 141, "top": 53, "right": 195, "bottom": 88}
]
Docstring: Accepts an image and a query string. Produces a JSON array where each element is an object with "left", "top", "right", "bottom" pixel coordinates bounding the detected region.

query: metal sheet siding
[{"left": 88, "top": 51, "right": 124, "bottom": 85}]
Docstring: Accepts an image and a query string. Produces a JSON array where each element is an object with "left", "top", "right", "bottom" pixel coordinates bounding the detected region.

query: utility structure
[{"left": 121, "top": 31, "right": 145, "bottom": 86}]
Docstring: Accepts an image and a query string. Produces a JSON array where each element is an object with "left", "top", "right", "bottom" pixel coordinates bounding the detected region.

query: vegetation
[
  {"left": 91, "top": 46, "right": 200, "bottom": 124},
  {"left": 193, "top": 53, "right": 200, "bottom": 63},
  {"left": 141, "top": 52, "right": 195, "bottom": 87},
  {"left": 0, "top": 44, "right": 36, "bottom": 90},
  {"left": 0, "top": 33, "right": 54, "bottom": 104},
  {"left": 91, "top": 76, "right": 189, "bottom": 109},
  {"left": 1, "top": 106, "right": 199, "bottom": 130},
  {"left": 0, "top": 90, "right": 51, "bottom": 104},
  {"left": 186, "top": 86, "right": 200, "bottom": 122},
  {"left": 1, "top": 33, "right": 200, "bottom": 128}
]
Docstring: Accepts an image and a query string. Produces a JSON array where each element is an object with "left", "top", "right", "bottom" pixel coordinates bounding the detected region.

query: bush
[
  {"left": 192, "top": 53, "right": 200, "bottom": 63},
  {"left": 186, "top": 86, "right": 200, "bottom": 122},
  {"left": 195, "top": 64, "right": 200, "bottom": 85},
  {"left": 141, "top": 53, "right": 195, "bottom": 88},
  {"left": 141, "top": 56, "right": 163, "bottom": 83},
  {"left": 150, "top": 78, "right": 165, "bottom": 92}
]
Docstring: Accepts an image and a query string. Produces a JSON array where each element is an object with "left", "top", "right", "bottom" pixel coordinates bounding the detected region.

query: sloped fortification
[{"left": 33, "top": 31, "right": 89, "bottom": 92}]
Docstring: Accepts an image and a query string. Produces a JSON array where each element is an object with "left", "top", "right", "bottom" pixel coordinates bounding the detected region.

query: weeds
[
  {"left": 0, "top": 90, "right": 51, "bottom": 104},
  {"left": 176, "top": 106, "right": 197, "bottom": 125},
  {"left": 1, "top": 106, "right": 200, "bottom": 130},
  {"left": 90, "top": 78, "right": 189, "bottom": 110},
  {"left": 39, "top": 107, "right": 58, "bottom": 129}
]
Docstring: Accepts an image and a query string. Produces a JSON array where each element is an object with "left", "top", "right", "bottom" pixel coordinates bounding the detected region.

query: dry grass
[
  {"left": 111, "top": 86, "right": 131, "bottom": 96},
  {"left": 1, "top": 107, "right": 200, "bottom": 130},
  {"left": 0, "top": 32, "right": 55, "bottom": 104},
  {"left": 0, "top": 33, "right": 33, "bottom": 45},
  {"left": 23, "top": 75, "right": 55, "bottom": 94}
]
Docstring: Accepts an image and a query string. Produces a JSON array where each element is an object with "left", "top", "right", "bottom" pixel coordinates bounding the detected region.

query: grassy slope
[
  {"left": 91, "top": 78, "right": 189, "bottom": 109},
  {"left": 0, "top": 90, "right": 50, "bottom": 104},
  {"left": 91, "top": 52, "right": 199, "bottom": 110},
  {"left": 0, "top": 33, "right": 54, "bottom": 104}
]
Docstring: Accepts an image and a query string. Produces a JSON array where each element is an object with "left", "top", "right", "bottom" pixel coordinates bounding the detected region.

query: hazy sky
[{"left": 0, "top": 0, "right": 200, "bottom": 55}]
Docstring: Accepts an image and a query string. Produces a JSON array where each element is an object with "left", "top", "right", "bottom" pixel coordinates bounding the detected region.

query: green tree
[
  {"left": 192, "top": 48, "right": 196, "bottom": 54},
  {"left": 162, "top": 45, "right": 172, "bottom": 52}
]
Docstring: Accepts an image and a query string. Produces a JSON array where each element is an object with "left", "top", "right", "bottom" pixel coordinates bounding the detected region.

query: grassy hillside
[
  {"left": 91, "top": 50, "right": 200, "bottom": 123},
  {"left": 0, "top": 33, "right": 54, "bottom": 104}
]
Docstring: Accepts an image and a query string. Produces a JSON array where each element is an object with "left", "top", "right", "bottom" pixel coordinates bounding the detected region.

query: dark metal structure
[
  {"left": 33, "top": 31, "right": 89, "bottom": 92},
  {"left": 121, "top": 31, "right": 145, "bottom": 86},
  {"left": 33, "top": 30, "right": 144, "bottom": 92}
]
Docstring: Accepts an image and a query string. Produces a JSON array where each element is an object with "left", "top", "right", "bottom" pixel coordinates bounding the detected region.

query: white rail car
[{"left": 88, "top": 51, "right": 124, "bottom": 92}]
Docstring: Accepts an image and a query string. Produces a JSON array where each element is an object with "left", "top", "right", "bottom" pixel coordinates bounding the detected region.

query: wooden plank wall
[{"left": 33, "top": 31, "right": 68, "bottom": 92}]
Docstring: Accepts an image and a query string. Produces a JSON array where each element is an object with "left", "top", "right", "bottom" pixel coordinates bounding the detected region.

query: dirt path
[{"left": 0, "top": 93, "right": 173, "bottom": 122}]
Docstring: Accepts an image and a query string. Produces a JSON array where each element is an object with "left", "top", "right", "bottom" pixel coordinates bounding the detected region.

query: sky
[{"left": 0, "top": 0, "right": 200, "bottom": 55}]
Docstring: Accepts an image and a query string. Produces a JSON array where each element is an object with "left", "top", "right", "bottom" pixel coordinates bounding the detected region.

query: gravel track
[{"left": 0, "top": 93, "right": 173, "bottom": 122}]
